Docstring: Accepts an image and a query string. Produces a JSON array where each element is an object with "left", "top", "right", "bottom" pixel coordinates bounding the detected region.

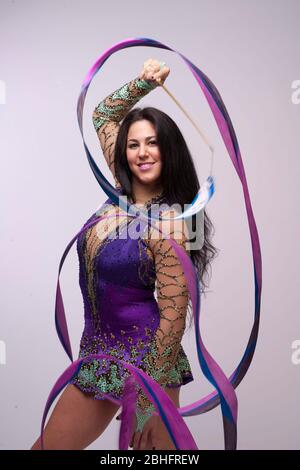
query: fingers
[
  {"left": 139, "top": 58, "right": 170, "bottom": 85},
  {"left": 138, "top": 430, "right": 151, "bottom": 450},
  {"left": 129, "top": 431, "right": 135, "bottom": 449},
  {"left": 132, "top": 430, "right": 151, "bottom": 450},
  {"left": 132, "top": 431, "right": 141, "bottom": 450},
  {"left": 149, "top": 428, "right": 157, "bottom": 451},
  {"left": 129, "top": 420, "right": 154, "bottom": 450},
  {"left": 139, "top": 65, "right": 156, "bottom": 81}
]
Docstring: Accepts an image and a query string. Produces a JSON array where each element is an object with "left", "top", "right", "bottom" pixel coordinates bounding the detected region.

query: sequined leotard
[{"left": 69, "top": 76, "right": 194, "bottom": 430}]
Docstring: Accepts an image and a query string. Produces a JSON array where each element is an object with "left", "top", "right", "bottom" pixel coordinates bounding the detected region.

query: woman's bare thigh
[
  {"left": 31, "top": 384, "right": 120, "bottom": 450},
  {"left": 165, "top": 386, "right": 181, "bottom": 407}
]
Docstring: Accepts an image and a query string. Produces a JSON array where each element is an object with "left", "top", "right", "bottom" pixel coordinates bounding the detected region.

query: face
[{"left": 126, "top": 119, "right": 163, "bottom": 188}]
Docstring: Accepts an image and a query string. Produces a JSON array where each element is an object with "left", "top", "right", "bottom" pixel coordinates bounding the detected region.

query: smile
[{"left": 137, "top": 162, "right": 155, "bottom": 171}]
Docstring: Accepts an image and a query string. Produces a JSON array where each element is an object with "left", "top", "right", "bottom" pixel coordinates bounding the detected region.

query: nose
[{"left": 138, "top": 144, "right": 149, "bottom": 159}]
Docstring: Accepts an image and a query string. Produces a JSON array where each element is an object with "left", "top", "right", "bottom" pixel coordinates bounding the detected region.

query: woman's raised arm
[
  {"left": 92, "top": 59, "right": 170, "bottom": 188},
  {"left": 92, "top": 77, "right": 158, "bottom": 188}
]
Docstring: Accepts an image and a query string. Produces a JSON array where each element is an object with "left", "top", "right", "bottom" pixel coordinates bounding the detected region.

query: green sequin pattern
[
  {"left": 71, "top": 334, "right": 193, "bottom": 402},
  {"left": 92, "top": 77, "right": 157, "bottom": 132}
]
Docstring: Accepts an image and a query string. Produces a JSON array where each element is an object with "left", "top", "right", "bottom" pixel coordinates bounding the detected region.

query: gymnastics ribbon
[{"left": 41, "top": 37, "right": 262, "bottom": 451}]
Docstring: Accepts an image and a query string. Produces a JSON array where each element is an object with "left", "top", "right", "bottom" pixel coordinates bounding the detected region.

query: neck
[{"left": 131, "top": 182, "right": 163, "bottom": 205}]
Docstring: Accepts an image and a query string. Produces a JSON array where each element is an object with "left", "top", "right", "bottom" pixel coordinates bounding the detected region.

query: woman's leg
[
  {"left": 30, "top": 384, "right": 120, "bottom": 450},
  {"left": 165, "top": 385, "right": 180, "bottom": 407},
  {"left": 151, "top": 385, "right": 181, "bottom": 450}
]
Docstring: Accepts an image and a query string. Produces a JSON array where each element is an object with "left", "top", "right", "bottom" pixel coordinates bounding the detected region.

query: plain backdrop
[{"left": 0, "top": 0, "right": 299, "bottom": 450}]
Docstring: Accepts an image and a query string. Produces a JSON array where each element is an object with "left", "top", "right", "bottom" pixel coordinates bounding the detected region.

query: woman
[{"left": 31, "top": 59, "right": 217, "bottom": 451}]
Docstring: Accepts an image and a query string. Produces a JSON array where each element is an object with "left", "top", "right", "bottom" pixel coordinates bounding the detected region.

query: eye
[
  {"left": 149, "top": 140, "right": 157, "bottom": 145},
  {"left": 128, "top": 143, "right": 137, "bottom": 148}
]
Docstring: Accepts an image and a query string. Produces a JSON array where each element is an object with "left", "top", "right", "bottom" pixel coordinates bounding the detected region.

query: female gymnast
[{"left": 31, "top": 58, "right": 217, "bottom": 451}]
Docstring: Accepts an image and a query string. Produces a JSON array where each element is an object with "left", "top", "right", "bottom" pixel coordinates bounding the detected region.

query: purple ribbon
[{"left": 41, "top": 37, "right": 262, "bottom": 451}]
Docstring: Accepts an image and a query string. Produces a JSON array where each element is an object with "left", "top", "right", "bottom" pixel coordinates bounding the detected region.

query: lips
[{"left": 137, "top": 162, "right": 155, "bottom": 171}]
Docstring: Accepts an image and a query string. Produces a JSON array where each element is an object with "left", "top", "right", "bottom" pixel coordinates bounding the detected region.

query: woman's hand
[
  {"left": 132, "top": 414, "right": 176, "bottom": 450},
  {"left": 116, "top": 386, "right": 179, "bottom": 450},
  {"left": 139, "top": 58, "right": 170, "bottom": 86},
  {"left": 130, "top": 413, "right": 176, "bottom": 450},
  {"left": 116, "top": 410, "right": 174, "bottom": 450}
]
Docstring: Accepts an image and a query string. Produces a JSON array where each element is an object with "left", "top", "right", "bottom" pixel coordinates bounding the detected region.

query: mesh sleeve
[
  {"left": 92, "top": 77, "right": 159, "bottom": 188},
  {"left": 135, "top": 213, "right": 191, "bottom": 432}
]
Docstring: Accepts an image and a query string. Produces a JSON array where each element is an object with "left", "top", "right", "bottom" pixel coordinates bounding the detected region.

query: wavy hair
[{"left": 114, "top": 107, "right": 219, "bottom": 328}]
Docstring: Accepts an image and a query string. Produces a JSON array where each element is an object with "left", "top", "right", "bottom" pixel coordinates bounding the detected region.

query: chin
[{"left": 135, "top": 175, "right": 161, "bottom": 185}]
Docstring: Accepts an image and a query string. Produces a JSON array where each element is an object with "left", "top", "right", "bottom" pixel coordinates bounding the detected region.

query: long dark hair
[{"left": 114, "top": 107, "right": 219, "bottom": 328}]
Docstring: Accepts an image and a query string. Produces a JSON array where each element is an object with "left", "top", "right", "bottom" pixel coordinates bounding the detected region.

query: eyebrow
[{"left": 127, "top": 136, "right": 156, "bottom": 142}]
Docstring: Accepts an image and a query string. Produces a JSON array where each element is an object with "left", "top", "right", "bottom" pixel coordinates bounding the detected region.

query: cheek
[
  {"left": 156, "top": 150, "right": 162, "bottom": 166},
  {"left": 126, "top": 150, "right": 135, "bottom": 167},
  {"left": 156, "top": 147, "right": 162, "bottom": 161}
]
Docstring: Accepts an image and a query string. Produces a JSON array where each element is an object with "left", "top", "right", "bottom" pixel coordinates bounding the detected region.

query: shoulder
[
  {"left": 94, "top": 186, "right": 123, "bottom": 216},
  {"left": 147, "top": 207, "right": 190, "bottom": 255}
]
